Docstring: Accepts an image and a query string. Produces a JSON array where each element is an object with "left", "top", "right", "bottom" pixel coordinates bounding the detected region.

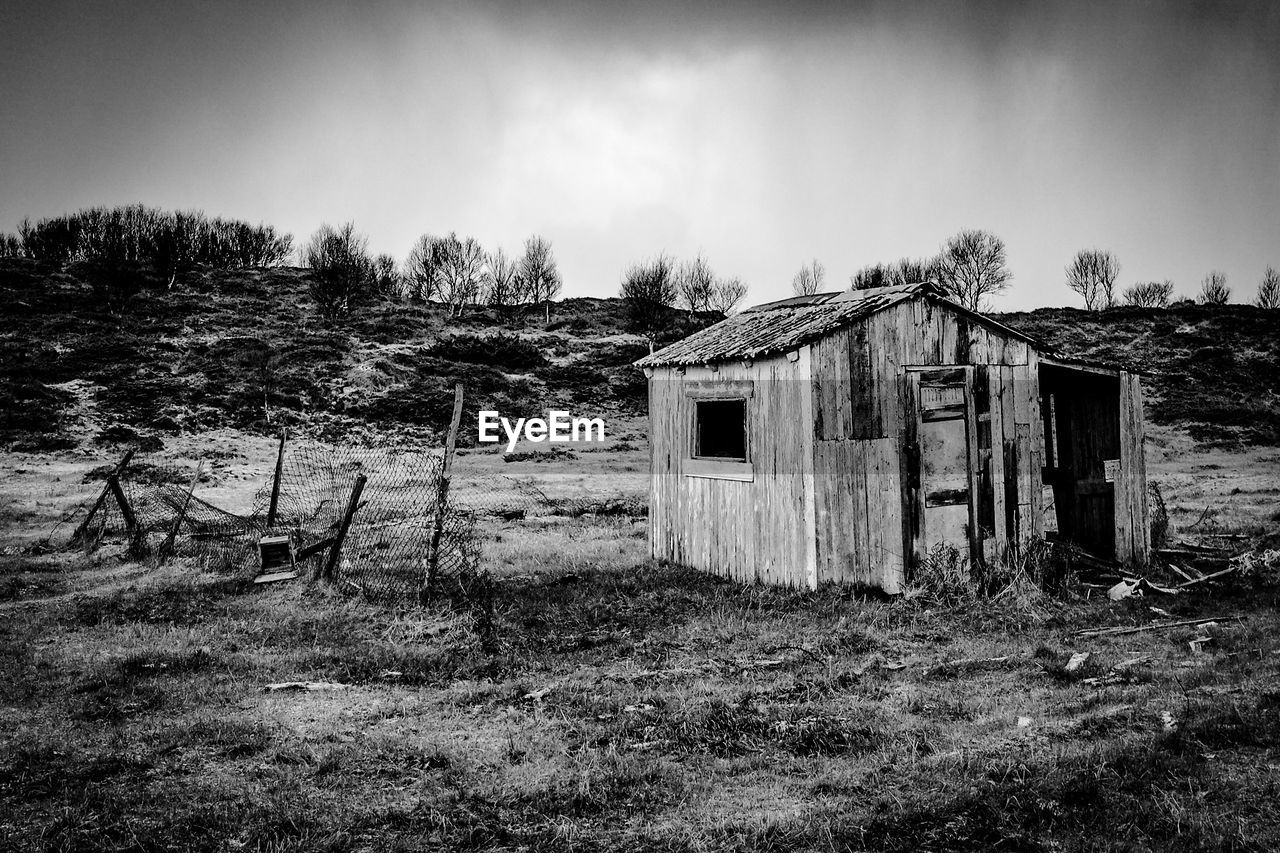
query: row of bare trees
[
  {"left": 401, "top": 233, "right": 561, "bottom": 321},
  {"left": 1066, "top": 249, "right": 1280, "bottom": 308},
  {"left": 842, "top": 229, "right": 1013, "bottom": 311},
  {"left": 0, "top": 205, "right": 292, "bottom": 275},
  {"left": 299, "top": 224, "right": 563, "bottom": 322},
  {"left": 619, "top": 253, "right": 748, "bottom": 350}
]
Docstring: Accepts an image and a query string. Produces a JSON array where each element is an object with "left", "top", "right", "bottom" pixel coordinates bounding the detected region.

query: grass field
[{"left": 2, "top": 428, "right": 1280, "bottom": 852}]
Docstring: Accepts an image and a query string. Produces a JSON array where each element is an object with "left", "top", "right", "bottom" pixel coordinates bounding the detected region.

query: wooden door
[{"left": 906, "top": 368, "right": 979, "bottom": 566}]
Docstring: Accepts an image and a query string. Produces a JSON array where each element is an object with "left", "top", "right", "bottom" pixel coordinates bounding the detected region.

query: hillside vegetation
[
  {"left": 0, "top": 260, "right": 671, "bottom": 452},
  {"left": 1, "top": 259, "right": 1278, "bottom": 451},
  {"left": 999, "top": 305, "right": 1280, "bottom": 446}
]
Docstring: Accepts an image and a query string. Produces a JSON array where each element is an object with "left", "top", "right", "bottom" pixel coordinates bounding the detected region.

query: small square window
[{"left": 694, "top": 399, "right": 747, "bottom": 460}]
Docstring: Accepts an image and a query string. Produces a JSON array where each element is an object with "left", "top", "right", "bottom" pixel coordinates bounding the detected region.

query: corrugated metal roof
[{"left": 635, "top": 282, "right": 1045, "bottom": 368}]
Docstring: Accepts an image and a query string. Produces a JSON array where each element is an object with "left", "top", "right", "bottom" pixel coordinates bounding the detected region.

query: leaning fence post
[
  {"left": 422, "top": 383, "right": 465, "bottom": 602},
  {"left": 267, "top": 428, "right": 287, "bottom": 528},
  {"left": 107, "top": 474, "right": 138, "bottom": 535},
  {"left": 72, "top": 447, "right": 136, "bottom": 544},
  {"left": 156, "top": 461, "right": 203, "bottom": 565},
  {"left": 319, "top": 473, "right": 367, "bottom": 582}
]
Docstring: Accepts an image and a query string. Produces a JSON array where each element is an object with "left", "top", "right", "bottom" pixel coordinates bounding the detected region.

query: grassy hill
[
  {"left": 2, "top": 259, "right": 1278, "bottom": 451},
  {"left": 0, "top": 260, "right": 671, "bottom": 452}
]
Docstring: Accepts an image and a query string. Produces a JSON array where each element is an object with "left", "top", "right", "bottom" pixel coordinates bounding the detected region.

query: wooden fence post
[
  {"left": 319, "top": 473, "right": 367, "bottom": 582},
  {"left": 267, "top": 429, "right": 287, "bottom": 528},
  {"left": 422, "top": 383, "right": 465, "bottom": 602},
  {"left": 156, "top": 461, "right": 204, "bottom": 565},
  {"left": 107, "top": 475, "right": 138, "bottom": 534},
  {"left": 72, "top": 447, "right": 136, "bottom": 544}
]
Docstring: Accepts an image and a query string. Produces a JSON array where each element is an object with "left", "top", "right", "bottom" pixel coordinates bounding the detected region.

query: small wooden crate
[{"left": 255, "top": 535, "right": 297, "bottom": 584}]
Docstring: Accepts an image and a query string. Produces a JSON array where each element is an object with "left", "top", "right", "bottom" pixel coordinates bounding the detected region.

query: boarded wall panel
[{"left": 647, "top": 353, "right": 816, "bottom": 589}]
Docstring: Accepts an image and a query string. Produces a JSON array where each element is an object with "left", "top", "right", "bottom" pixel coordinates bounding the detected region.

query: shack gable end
[{"left": 807, "top": 299, "right": 1043, "bottom": 590}]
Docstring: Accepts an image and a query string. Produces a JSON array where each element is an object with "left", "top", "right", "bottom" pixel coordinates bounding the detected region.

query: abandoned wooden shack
[{"left": 635, "top": 281, "right": 1149, "bottom": 592}]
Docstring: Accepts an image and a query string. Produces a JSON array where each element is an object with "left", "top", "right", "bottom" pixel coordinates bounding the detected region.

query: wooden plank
[
  {"left": 1015, "top": 423, "right": 1033, "bottom": 541},
  {"left": 899, "top": 372, "right": 920, "bottom": 583},
  {"left": 799, "top": 346, "right": 819, "bottom": 590},
  {"left": 422, "top": 383, "right": 466, "bottom": 597},
  {"left": 107, "top": 475, "right": 138, "bottom": 534},
  {"left": 875, "top": 437, "right": 905, "bottom": 592},
  {"left": 296, "top": 535, "right": 336, "bottom": 561},
  {"left": 850, "top": 324, "right": 873, "bottom": 439},
  {"left": 964, "top": 367, "right": 981, "bottom": 562},
  {"left": 1115, "top": 371, "right": 1150, "bottom": 564},
  {"left": 320, "top": 473, "right": 367, "bottom": 583},
  {"left": 267, "top": 429, "right": 287, "bottom": 527},
  {"left": 1024, "top": 360, "right": 1045, "bottom": 539},
  {"left": 988, "top": 370, "right": 1008, "bottom": 550},
  {"left": 72, "top": 447, "right": 136, "bottom": 543}
]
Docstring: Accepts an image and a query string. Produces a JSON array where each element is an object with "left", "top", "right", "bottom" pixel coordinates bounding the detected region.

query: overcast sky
[{"left": 2, "top": 0, "right": 1277, "bottom": 309}]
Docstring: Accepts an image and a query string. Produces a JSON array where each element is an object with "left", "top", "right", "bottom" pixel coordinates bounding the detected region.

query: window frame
[{"left": 683, "top": 380, "right": 754, "bottom": 482}]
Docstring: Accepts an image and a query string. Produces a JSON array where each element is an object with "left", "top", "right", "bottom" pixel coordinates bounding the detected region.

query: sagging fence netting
[{"left": 53, "top": 438, "right": 645, "bottom": 604}]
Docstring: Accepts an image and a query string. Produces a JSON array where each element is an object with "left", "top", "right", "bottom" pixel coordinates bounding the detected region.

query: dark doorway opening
[{"left": 1040, "top": 364, "right": 1121, "bottom": 558}]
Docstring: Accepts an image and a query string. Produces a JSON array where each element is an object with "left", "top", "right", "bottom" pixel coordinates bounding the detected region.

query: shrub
[
  {"left": 16, "top": 205, "right": 291, "bottom": 273},
  {"left": 301, "top": 222, "right": 375, "bottom": 321},
  {"left": 1124, "top": 280, "right": 1174, "bottom": 308},
  {"left": 1198, "top": 271, "right": 1230, "bottom": 305},
  {"left": 1256, "top": 266, "right": 1280, "bottom": 309}
]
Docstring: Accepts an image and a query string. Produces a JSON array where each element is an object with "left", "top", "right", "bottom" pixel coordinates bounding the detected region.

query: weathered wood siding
[
  {"left": 1114, "top": 371, "right": 1151, "bottom": 564},
  {"left": 810, "top": 299, "right": 1042, "bottom": 589},
  {"left": 648, "top": 351, "right": 817, "bottom": 588}
]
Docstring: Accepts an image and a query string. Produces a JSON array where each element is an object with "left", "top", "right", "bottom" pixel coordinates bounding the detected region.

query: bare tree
[
  {"left": 301, "top": 222, "right": 375, "bottom": 321},
  {"left": 404, "top": 234, "right": 443, "bottom": 302},
  {"left": 620, "top": 254, "right": 678, "bottom": 352},
  {"left": 1065, "top": 249, "right": 1121, "bottom": 310},
  {"left": 1255, "top": 266, "right": 1280, "bottom": 309},
  {"left": 484, "top": 247, "right": 521, "bottom": 313},
  {"left": 0, "top": 233, "right": 22, "bottom": 258},
  {"left": 372, "top": 253, "right": 399, "bottom": 299},
  {"left": 677, "top": 254, "right": 715, "bottom": 315},
  {"left": 436, "top": 233, "right": 485, "bottom": 317},
  {"left": 936, "top": 229, "right": 1012, "bottom": 311},
  {"left": 1123, "top": 280, "right": 1174, "bottom": 308},
  {"left": 520, "top": 235, "right": 562, "bottom": 323},
  {"left": 707, "top": 276, "right": 748, "bottom": 315},
  {"left": 1198, "top": 271, "right": 1230, "bottom": 305},
  {"left": 791, "top": 258, "right": 826, "bottom": 296}
]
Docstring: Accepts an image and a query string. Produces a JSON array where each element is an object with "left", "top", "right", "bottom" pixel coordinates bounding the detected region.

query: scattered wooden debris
[
  {"left": 1065, "top": 652, "right": 1091, "bottom": 673},
  {"left": 1188, "top": 635, "right": 1215, "bottom": 654},
  {"left": 1176, "top": 566, "right": 1239, "bottom": 588},
  {"left": 253, "top": 569, "right": 299, "bottom": 585},
  {"left": 1073, "top": 615, "right": 1241, "bottom": 639},
  {"left": 925, "top": 655, "right": 1013, "bottom": 679},
  {"left": 1108, "top": 580, "right": 1137, "bottom": 601},
  {"left": 264, "top": 681, "right": 350, "bottom": 692}
]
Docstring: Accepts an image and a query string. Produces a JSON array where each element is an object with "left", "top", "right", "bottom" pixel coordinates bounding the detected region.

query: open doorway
[{"left": 1039, "top": 362, "right": 1122, "bottom": 558}]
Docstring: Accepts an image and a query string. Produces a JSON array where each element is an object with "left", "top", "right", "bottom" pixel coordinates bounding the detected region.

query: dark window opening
[{"left": 695, "top": 399, "right": 747, "bottom": 460}]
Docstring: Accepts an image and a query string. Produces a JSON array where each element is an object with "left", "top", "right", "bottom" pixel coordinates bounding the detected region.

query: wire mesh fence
[{"left": 52, "top": 436, "right": 646, "bottom": 606}]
